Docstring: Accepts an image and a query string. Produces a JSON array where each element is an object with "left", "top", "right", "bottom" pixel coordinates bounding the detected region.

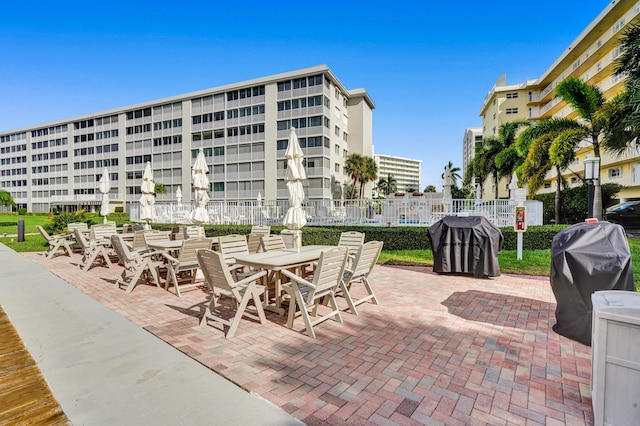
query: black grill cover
[
  {"left": 428, "top": 216, "right": 503, "bottom": 277},
  {"left": 550, "top": 221, "right": 635, "bottom": 346}
]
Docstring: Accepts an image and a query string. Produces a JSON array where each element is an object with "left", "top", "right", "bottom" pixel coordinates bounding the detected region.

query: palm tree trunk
[
  {"left": 493, "top": 174, "right": 499, "bottom": 199},
  {"left": 555, "top": 166, "right": 562, "bottom": 224}
]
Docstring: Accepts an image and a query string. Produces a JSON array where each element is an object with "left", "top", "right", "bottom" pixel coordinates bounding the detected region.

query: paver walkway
[{"left": 24, "top": 251, "right": 594, "bottom": 425}]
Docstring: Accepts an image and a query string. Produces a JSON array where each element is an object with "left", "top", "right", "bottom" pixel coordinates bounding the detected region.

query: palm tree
[
  {"left": 0, "top": 190, "right": 15, "bottom": 207},
  {"left": 441, "top": 161, "right": 462, "bottom": 187},
  {"left": 423, "top": 185, "right": 436, "bottom": 193},
  {"left": 154, "top": 182, "right": 167, "bottom": 196},
  {"left": 359, "top": 156, "right": 378, "bottom": 199},
  {"left": 602, "top": 22, "right": 640, "bottom": 151},
  {"left": 555, "top": 76, "right": 609, "bottom": 218},
  {"left": 495, "top": 120, "right": 532, "bottom": 187},
  {"left": 376, "top": 174, "right": 397, "bottom": 196},
  {"left": 474, "top": 137, "right": 503, "bottom": 198},
  {"left": 344, "top": 153, "right": 364, "bottom": 199},
  {"left": 518, "top": 118, "right": 586, "bottom": 224}
]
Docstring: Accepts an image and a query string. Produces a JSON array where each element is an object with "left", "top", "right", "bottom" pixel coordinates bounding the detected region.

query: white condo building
[
  {"left": 462, "top": 127, "right": 482, "bottom": 180},
  {"left": 374, "top": 154, "right": 422, "bottom": 193},
  {"left": 0, "top": 65, "right": 375, "bottom": 213}
]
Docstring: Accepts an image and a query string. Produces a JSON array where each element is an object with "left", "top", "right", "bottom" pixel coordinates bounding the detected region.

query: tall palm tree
[
  {"left": 475, "top": 137, "right": 503, "bottom": 198},
  {"left": 495, "top": 120, "right": 532, "bottom": 187},
  {"left": 555, "top": 76, "right": 608, "bottom": 218},
  {"left": 344, "top": 153, "right": 364, "bottom": 199},
  {"left": 441, "top": 161, "right": 462, "bottom": 187},
  {"left": 359, "top": 156, "right": 378, "bottom": 199},
  {"left": 518, "top": 118, "right": 586, "bottom": 224}
]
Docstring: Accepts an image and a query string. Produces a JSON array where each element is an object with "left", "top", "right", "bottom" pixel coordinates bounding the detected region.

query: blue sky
[{"left": 0, "top": 1, "right": 610, "bottom": 189}]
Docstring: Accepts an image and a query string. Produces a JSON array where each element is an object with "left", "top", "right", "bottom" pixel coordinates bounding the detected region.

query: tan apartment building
[
  {"left": 462, "top": 127, "right": 482, "bottom": 182},
  {"left": 477, "top": 0, "right": 640, "bottom": 201},
  {"left": 0, "top": 65, "right": 375, "bottom": 212}
]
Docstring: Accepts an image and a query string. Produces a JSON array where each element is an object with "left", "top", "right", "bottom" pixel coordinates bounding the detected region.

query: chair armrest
[
  {"left": 160, "top": 251, "right": 178, "bottom": 264},
  {"left": 281, "top": 269, "right": 315, "bottom": 289},
  {"left": 234, "top": 269, "right": 267, "bottom": 286}
]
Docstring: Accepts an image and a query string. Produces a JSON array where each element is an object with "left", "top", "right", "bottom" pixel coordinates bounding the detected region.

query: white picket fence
[{"left": 129, "top": 197, "right": 543, "bottom": 228}]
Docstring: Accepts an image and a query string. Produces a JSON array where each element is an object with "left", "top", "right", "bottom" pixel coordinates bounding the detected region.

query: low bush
[
  {"left": 44, "top": 211, "right": 92, "bottom": 235},
  {"left": 114, "top": 206, "right": 124, "bottom": 213},
  {"left": 17, "top": 208, "right": 27, "bottom": 215}
]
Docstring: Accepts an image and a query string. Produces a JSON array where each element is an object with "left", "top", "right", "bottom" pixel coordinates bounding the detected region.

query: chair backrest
[
  {"left": 121, "top": 223, "right": 133, "bottom": 233},
  {"left": 306, "top": 246, "right": 349, "bottom": 303},
  {"left": 250, "top": 225, "right": 271, "bottom": 235},
  {"left": 338, "top": 231, "right": 365, "bottom": 255},
  {"left": 280, "top": 230, "right": 296, "bottom": 249},
  {"left": 184, "top": 226, "right": 201, "bottom": 239},
  {"left": 246, "top": 233, "right": 263, "bottom": 254},
  {"left": 67, "top": 222, "right": 88, "bottom": 232},
  {"left": 37, "top": 225, "right": 52, "bottom": 242},
  {"left": 348, "top": 241, "right": 383, "bottom": 279},
  {"left": 143, "top": 230, "right": 171, "bottom": 246},
  {"left": 90, "top": 223, "right": 117, "bottom": 241},
  {"left": 176, "top": 238, "right": 212, "bottom": 266},
  {"left": 261, "top": 234, "right": 286, "bottom": 252},
  {"left": 218, "top": 234, "right": 250, "bottom": 265},
  {"left": 196, "top": 249, "right": 237, "bottom": 294},
  {"left": 171, "top": 226, "right": 185, "bottom": 240},
  {"left": 74, "top": 228, "right": 91, "bottom": 250},
  {"left": 131, "top": 230, "right": 148, "bottom": 251},
  {"left": 111, "top": 234, "right": 134, "bottom": 265}
]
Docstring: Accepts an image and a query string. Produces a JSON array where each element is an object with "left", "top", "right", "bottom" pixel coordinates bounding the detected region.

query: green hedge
[{"left": 147, "top": 223, "right": 567, "bottom": 251}]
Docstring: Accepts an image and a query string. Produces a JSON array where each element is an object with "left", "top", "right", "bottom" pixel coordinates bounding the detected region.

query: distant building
[
  {"left": 462, "top": 127, "right": 482, "bottom": 181},
  {"left": 477, "top": 0, "right": 640, "bottom": 200},
  {"left": 374, "top": 154, "right": 422, "bottom": 194},
  {"left": 0, "top": 65, "right": 375, "bottom": 212}
]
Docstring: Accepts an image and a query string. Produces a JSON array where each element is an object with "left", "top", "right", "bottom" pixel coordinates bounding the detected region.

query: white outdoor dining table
[
  {"left": 233, "top": 245, "right": 333, "bottom": 315},
  {"left": 147, "top": 240, "right": 183, "bottom": 251}
]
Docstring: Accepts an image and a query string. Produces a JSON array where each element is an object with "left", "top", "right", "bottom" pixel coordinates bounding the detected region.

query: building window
[
  {"left": 608, "top": 167, "right": 621, "bottom": 178},
  {"left": 506, "top": 108, "right": 519, "bottom": 114},
  {"left": 506, "top": 92, "right": 519, "bottom": 99}
]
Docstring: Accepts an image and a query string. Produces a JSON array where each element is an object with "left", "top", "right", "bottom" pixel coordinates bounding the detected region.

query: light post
[{"left": 584, "top": 157, "right": 601, "bottom": 218}]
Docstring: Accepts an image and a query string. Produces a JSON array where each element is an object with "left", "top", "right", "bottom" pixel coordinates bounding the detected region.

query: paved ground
[{"left": 22, "top": 250, "right": 594, "bottom": 425}]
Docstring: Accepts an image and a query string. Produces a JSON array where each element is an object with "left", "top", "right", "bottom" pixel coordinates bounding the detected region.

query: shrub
[
  {"left": 17, "top": 208, "right": 27, "bottom": 215},
  {"left": 114, "top": 206, "right": 124, "bottom": 213},
  {"left": 44, "top": 210, "right": 91, "bottom": 235}
]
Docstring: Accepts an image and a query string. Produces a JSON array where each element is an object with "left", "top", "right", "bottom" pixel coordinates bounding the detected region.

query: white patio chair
[
  {"left": 250, "top": 225, "right": 271, "bottom": 235},
  {"left": 37, "top": 225, "right": 72, "bottom": 259},
  {"left": 110, "top": 234, "right": 162, "bottom": 294},
  {"left": 74, "top": 228, "right": 112, "bottom": 271},
  {"left": 281, "top": 246, "right": 349, "bottom": 338},
  {"left": 161, "top": 238, "right": 213, "bottom": 297},
  {"left": 197, "top": 249, "right": 267, "bottom": 339},
  {"left": 339, "top": 240, "right": 383, "bottom": 315}
]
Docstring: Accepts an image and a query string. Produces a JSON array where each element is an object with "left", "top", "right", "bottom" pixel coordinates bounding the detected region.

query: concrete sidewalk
[{"left": 0, "top": 243, "right": 301, "bottom": 425}]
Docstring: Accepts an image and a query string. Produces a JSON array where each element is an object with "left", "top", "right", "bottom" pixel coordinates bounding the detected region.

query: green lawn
[
  {"left": 2, "top": 216, "right": 640, "bottom": 290},
  {"left": 0, "top": 215, "right": 49, "bottom": 235}
]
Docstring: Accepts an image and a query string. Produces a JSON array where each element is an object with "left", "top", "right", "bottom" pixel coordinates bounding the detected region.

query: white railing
[{"left": 128, "top": 197, "right": 543, "bottom": 228}]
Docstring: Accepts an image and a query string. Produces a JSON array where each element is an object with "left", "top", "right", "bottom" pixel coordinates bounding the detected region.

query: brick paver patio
[{"left": 24, "top": 251, "right": 594, "bottom": 425}]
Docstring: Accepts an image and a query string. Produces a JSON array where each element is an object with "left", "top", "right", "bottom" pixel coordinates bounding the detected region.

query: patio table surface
[{"left": 23, "top": 251, "right": 594, "bottom": 425}]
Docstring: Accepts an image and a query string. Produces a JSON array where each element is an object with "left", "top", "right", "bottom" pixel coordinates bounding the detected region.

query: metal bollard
[{"left": 18, "top": 219, "right": 25, "bottom": 242}]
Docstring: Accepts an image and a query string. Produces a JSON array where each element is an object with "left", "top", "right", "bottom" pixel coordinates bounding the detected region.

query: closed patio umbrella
[
  {"left": 282, "top": 127, "right": 306, "bottom": 248},
  {"left": 99, "top": 167, "right": 110, "bottom": 224},
  {"left": 176, "top": 185, "right": 182, "bottom": 208},
  {"left": 191, "top": 148, "right": 210, "bottom": 224},
  {"left": 140, "top": 162, "right": 156, "bottom": 229}
]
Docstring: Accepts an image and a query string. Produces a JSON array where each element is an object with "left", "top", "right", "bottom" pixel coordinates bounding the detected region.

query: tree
[
  {"left": 154, "top": 182, "right": 167, "bottom": 196},
  {"left": 359, "top": 156, "right": 378, "bottom": 199},
  {"left": 494, "top": 120, "right": 532, "bottom": 186},
  {"left": 441, "top": 161, "right": 462, "bottom": 187},
  {"left": 602, "top": 22, "right": 640, "bottom": 152},
  {"left": 554, "top": 76, "right": 609, "bottom": 218},
  {"left": 424, "top": 185, "right": 436, "bottom": 193},
  {"left": 376, "top": 174, "right": 397, "bottom": 196},
  {"left": 344, "top": 153, "right": 364, "bottom": 199},
  {"left": 0, "top": 190, "right": 16, "bottom": 207},
  {"left": 474, "top": 136, "right": 503, "bottom": 198},
  {"left": 517, "top": 118, "right": 586, "bottom": 224}
]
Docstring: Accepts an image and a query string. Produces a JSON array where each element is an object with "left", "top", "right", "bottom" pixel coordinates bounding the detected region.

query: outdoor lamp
[{"left": 584, "top": 157, "right": 600, "bottom": 180}]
